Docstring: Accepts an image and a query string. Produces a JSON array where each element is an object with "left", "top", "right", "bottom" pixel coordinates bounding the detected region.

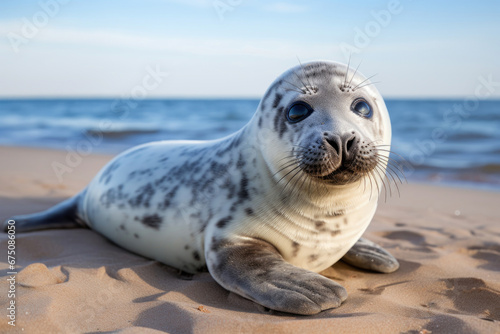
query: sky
[{"left": 0, "top": 0, "right": 499, "bottom": 98}]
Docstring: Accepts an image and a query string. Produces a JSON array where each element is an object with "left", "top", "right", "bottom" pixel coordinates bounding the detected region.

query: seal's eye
[
  {"left": 287, "top": 102, "right": 313, "bottom": 123},
  {"left": 351, "top": 99, "right": 373, "bottom": 118}
]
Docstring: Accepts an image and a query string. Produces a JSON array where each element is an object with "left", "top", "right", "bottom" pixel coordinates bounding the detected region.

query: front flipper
[
  {"left": 206, "top": 237, "right": 347, "bottom": 315},
  {"left": 342, "top": 238, "right": 399, "bottom": 273}
]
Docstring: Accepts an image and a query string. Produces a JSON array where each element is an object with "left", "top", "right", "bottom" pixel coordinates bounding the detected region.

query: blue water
[{"left": 0, "top": 98, "right": 499, "bottom": 190}]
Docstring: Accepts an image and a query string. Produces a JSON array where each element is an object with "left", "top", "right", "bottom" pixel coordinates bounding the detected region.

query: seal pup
[{"left": 4, "top": 60, "right": 400, "bottom": 315}]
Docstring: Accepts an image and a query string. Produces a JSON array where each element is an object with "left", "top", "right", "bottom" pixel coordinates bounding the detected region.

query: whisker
[
  {"left": 277, "top": 165, "right": 301, "bottom": 188},
  {"left": 373, "top": 164, "right": 388, "bottom": 202},
  {"left": 375, "top": 155, "right": 408, "bottom": 184},
  {"left": 384, "top": 161, "right": 404, "bottom": 186},
  {"left": 363, "top": 171, "right": 367, "bottom": 193},
  {"left": 273, "top": 159, "right": 302, "bottom": 179},
  {"left": 345, "top": 166, "right": 359, "bottom": 184},
  {"left": 293, "top": 72, "right": 312, "bottom": 95},
  {"left": 375, "top": 163, "right": 392, "bottom": 202},
  {"left": 284, "top": 88, "right": 305, "bottom": 94},
  {"left": 375, "top": 158, "right": 406, "bottom": 186},
  {"left": 347, "top": 60, "right": 362, "bottom": 88},
  {"left": 373, "top": 148, "right": 407, "bottom": 161},
  {"left": 382, "top": 162, "right": 401, "bottom": 197},
  {"left": 307, "top": 172, "right": 314, "bottom": 195},
  {"left": 343, "top": 53, "right": 352, "bottom": 89},
  {"left": 273, "top": 161, "right": 299, "bottom": 178},
  {"left": 291, "top": 144, "right": 311, "bottom": 150},
  {"left": 297, "top": 56, "right": 315, "bottom": 92},
  {"left": 355, "top": 81, "right": 381, "bottom": 90},
  {"left": 283, "top": 79, "right": 306, "bottom": 94},
  {"left": 366, "top": 139, "right": 385, "bottom": 146},
  {"left": 281, "top": 166, "right": 304, "bottom": 197},
  {"left": 367, "top": 171, "right": 374, "bottom": 201},
  {"left": 370, "top": 170, "right": 380, "bottom": 196},
  {"left": 274, "top": 153, "right": 301, "bottom": 165},
  {"left": 375, "top": 154, "right": 406, "bottom": 175},
  {"left": 276, "top": 153, "right": 299, "bottom": 163},
  {"left": 296, "top": 171, "right": 310, "bottom": 197},
  {"left": 353, "top": 74, "right": 377, "bottom": 90}
]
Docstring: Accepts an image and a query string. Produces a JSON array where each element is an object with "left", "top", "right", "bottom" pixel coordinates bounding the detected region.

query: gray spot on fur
[
  {"left": 159, "top": 185, "right": 180, "bottom": 210},
  {"left": 129, "top": 183, "right": 155, "bottom": 208},
  {"left": 292, "top": 241, "right": 300, "bottom": 257},
  {"left": 272, "top": 93, "right": 283, "bottom": 108},
  {"left": 330, "top": 230, "right": 341, "bottom": 237},
  {"left": 261, "top": 79, "right": 282, "bottom": 110},
  {"left": 140, "top": 214, "right": 163, "bottom": 230},
  {"left": 216, "top": 216, "right": 232, "bottom": 229},
  {"left": 230, "top": 173, "right": 251, "bottom": 212},
  {"left": 309, "top": 254, "right": 319, "bottom": 262},
  {"left": 315, "top": 221, "right": 326, "bottom": 229}
]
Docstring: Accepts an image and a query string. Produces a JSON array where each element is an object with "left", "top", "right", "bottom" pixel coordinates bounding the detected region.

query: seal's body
[{"left": 5, "top": 61, "right": 399, "bottom": 315}]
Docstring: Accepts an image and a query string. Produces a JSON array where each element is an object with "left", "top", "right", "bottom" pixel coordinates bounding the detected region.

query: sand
[{"left": 0, "top": 145, "right": 499, "bottom": 333}]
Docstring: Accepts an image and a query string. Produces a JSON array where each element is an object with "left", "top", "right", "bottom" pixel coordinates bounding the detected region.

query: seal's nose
[{"left": 324, "top": 131, "right": 359, "bottom": 163}]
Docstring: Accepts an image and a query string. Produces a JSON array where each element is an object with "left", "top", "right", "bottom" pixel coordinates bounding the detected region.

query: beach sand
[{"left": 0, "top": 146, "right": 499, "bottom": 333}]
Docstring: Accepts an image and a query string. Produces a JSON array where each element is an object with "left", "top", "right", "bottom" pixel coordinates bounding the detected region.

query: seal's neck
[{"left": 277, "top": 177, "right": 377, "bottom": 216}]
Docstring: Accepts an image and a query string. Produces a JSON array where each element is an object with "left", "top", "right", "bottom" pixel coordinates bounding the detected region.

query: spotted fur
[{"left": 4, "top": 61, "right": 398, "bottom": 315}]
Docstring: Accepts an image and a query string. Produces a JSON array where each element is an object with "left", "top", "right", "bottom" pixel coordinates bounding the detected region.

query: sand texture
[{"left": 0, "top": 146, "right": 499, "bottom": 333}]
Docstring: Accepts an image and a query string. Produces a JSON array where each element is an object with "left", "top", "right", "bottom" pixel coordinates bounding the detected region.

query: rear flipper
[
  {"left": 2, "top": 192, "right": 86, "bottom": 233},
  {"left": 341, "top": 238, "right": 399, "bottom": 273}
]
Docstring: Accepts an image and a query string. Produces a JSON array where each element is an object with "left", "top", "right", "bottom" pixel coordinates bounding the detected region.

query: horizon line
[{"left": 1, "top": 95, "right": 500, "bottom": 101}]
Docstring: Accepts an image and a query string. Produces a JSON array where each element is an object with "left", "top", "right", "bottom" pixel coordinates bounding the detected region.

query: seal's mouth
[
  {"left": 308, "top": 155, "right": 378, "bottom": 185},
  {"left": 294, "top": 133, "right": 379, "bottom": 185},
  {"left": 276, "top": 135, "right": 404, "bottom": 198}
]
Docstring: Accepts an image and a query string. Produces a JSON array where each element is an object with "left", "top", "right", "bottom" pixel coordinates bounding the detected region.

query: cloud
[
  {"left": 0, "top": 23, "right": 330, "bottom": 58},
  {"left": 264, "top": 2, "right": 307, "bottom": 13}
]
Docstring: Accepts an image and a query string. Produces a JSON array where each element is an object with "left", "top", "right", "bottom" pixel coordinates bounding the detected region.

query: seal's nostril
[
  {"left": 326, "top": 137, "right": 340, "bottom": 155},
  {"left": 346, "top": 137, "right": 355, "bottom": 152}
]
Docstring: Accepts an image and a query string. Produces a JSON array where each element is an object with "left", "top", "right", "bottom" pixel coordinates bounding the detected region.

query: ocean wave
[
  {"left": 1, "top": 98, "right": 499, "bottom": 190},
  {"left": 86, "top": 127, "right": 161, "bottom": 138},
  {"left": 476, "top": 164, "right": 500, "bottom": 174},
  {"left": 447, "top": 132, "right": 495, "bottom": 141}
]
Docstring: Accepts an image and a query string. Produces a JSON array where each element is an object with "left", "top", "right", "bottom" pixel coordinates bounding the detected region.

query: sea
[{"left": 0, "top": 98, "right": 499, "bottom": 191}]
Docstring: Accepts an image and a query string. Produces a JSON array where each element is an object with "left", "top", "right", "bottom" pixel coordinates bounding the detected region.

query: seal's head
[{"left": 254, "top": 60, "right": 391, "bottom": 188}]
